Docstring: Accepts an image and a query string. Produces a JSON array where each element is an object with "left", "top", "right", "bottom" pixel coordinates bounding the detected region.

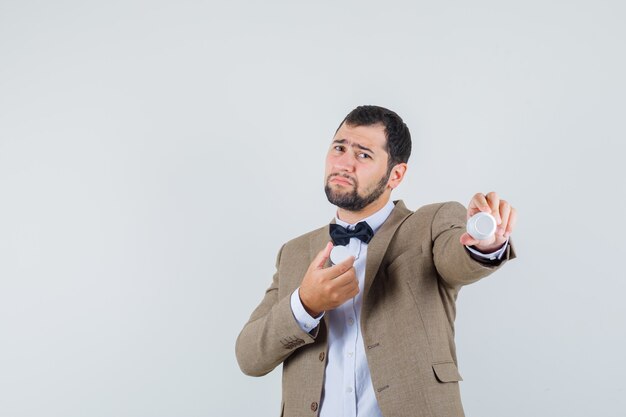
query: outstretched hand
[{"left": 460, "top": 192, "right": 517, "bottom": 252}]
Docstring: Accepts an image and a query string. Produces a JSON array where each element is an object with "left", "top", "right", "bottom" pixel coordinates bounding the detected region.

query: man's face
[{"left": 324, "top": 123, "right": 391, "bottom": 212}]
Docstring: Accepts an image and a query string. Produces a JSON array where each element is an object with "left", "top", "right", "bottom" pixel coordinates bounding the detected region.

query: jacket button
[
  {"left": 310, "top": 402, "right": 318, "bottom": 411},
  {"left": 319, "top": 352, "right": 325, "bottom": 362}
]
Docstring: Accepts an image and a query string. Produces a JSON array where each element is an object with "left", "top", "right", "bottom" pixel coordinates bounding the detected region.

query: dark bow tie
[{"left": 329, "top": 221, "right": 374, "bottom": 246}]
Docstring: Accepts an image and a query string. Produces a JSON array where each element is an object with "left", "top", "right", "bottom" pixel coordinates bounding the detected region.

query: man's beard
[{"left": 324, "top": 173, "right": 389, "bottom": 212}]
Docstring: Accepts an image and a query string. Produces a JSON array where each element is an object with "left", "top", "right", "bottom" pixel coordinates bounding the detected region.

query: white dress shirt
[{"left": 290, "top": 201, "right": 507, "bottom": 416}]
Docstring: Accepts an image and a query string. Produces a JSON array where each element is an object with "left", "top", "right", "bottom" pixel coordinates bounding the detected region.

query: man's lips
[{"left": 329, "top": 175, "right": 354, "bottom": 186}]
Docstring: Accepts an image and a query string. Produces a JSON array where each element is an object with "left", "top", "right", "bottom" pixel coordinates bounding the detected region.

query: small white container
[
  {"left": 330, "top": 245, "right": 354, "bottom": 265},
  {"left": 466, "top": 212, "right": 497, "bottom": 240}
]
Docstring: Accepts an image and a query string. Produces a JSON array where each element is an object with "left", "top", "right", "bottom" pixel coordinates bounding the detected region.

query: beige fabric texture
[{"left": 236, "top": 200, "right": 516, "bottom": 417}]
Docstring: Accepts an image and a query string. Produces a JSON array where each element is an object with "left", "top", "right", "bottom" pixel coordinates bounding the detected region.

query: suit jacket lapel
[
  {"left": 309, "top": 224, "right": 333, "bottom": 268},
  {"left": 308, "top": 225, "right": 333, "bottom": 335},
  {"left": 363, "top": 200, "right": 412, "bottom": 299}
]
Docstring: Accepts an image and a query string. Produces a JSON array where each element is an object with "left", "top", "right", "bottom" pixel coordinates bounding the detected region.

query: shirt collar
[{"left": 335, "top": 199, "right": 395, "bottom": 234}]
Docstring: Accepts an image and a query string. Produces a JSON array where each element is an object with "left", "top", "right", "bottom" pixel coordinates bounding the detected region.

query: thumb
[
  {"left": 313, "top": 242, "right": 333, "bottom": 269},
  {"left": 459, "top": 232, "right": 479, "bottom": 247}
]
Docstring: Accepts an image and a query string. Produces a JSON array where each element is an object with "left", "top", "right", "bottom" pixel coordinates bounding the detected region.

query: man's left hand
[{"left": 460, "top": 191, "right": 517, "bottom": 253}]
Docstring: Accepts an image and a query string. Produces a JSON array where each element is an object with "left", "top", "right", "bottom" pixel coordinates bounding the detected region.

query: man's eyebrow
[{"left": 333, "top": 139, "right": 375, "bottom": 154}]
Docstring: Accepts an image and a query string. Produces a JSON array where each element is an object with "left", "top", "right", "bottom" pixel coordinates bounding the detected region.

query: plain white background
[{"left": 1, "top": 1, "right": 625, "bottom": 416}]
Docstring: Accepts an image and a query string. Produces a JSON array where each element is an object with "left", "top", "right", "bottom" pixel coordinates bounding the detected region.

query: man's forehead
[{"left": 332, "top": 123, "right": 387, "bottom": 149}]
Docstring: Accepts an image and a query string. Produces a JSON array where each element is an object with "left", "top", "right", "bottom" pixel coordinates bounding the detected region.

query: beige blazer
[{"left": 236, "top": 200, "right": 516, "bottom": 417}]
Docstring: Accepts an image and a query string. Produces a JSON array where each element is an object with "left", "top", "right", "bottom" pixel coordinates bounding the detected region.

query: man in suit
[{"left": 236, "top": 105, "right": 517, "bottom": 417}]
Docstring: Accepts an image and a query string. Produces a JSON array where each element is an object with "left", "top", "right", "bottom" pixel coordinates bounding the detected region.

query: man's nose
[{"left": 334, "top": 151, "right": 356, "bottom": 172}]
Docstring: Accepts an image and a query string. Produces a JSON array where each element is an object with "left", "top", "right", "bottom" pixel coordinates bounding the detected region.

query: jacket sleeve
[
  {"left": 432, "top": 201, "right": 516, "bottom": 288},
  {"left": 235, "top": 244, "right": 318, "bottom": 376}
]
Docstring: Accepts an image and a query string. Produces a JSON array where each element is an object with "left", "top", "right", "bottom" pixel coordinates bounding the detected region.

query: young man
[{"left": 236, "top": 105, "right": 517, "bottom": 417}]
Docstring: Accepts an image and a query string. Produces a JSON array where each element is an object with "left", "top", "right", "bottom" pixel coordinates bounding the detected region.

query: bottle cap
[
  {"left": 466, "top": 212, "right": 497, "bottom": 240},
  {"left": 330, "top": 245, "right": 353, "bottom": 265}
]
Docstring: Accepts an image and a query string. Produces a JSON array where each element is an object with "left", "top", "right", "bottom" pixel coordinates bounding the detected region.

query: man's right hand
[{"left": 298, "top": 242, "right": 359, "bottom": 317}]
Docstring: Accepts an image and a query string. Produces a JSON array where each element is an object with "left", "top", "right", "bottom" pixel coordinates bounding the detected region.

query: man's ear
[{"left": 387, "top": 163, "right": 408, "bottom": 189}]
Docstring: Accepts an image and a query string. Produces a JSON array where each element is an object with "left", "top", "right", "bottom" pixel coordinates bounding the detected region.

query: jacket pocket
[{"left": 432, "top": 361, "right": 463, "bottom": 383}]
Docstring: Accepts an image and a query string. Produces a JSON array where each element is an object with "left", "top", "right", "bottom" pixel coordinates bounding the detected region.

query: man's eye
[
  {"left": 334, "top": 145, "right": 344, "bottom": 152},
  {"left": 358, "top": 153, "right": 371, "bottom": 159}
]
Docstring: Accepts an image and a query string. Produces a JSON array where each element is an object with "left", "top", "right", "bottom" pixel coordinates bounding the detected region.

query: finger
[
  {"left": 504, "top": 207, "right": 517, "bottom": 238},
  {"left": 497, "top": 200, "right": 511, "bottom": 236},
  {"left": 468, "top": 193, "right": 491, "bottom": 218},
  {"left": 351, "top": 284, "right": 360, "bottom": 297},
  {"left": 344, "top": 284, "right": 360, "bottom": 300},
  {"left": 312, "top": 242, "right": 333, "bottom": 270},
  {"left": 332, "top": 268, "right": 358, "bottom": 287},
  {"left": 322, "top": 255, "right": 355, "bottom": 279},
  {"left": 486, "top": 192, "right": 501, "bottom": 224},
  {"left": 334, "top": 274, "right": 359, "bottom": 299},
  {"left": 330, "top": 283, "right": 360, "bottom": 308},
  {"left": 459, "top": 232, "right": 480, "bottom": 247}
]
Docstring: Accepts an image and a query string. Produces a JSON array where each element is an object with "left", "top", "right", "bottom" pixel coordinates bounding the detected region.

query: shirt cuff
[
  {"left": 290, "top": 288, "right": 324, "bottom": 333},
  {"left": 465, "top": 237, "right": 509, "bottom": 261}
]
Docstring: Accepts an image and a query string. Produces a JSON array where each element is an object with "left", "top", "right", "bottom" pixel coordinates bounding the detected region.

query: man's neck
[{"left": 336, "top": 195, "right": 392, "bottom": 224}]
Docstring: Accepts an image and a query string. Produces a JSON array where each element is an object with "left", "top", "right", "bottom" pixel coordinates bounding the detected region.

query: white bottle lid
[
  {"left": 330, "top": 245, "right": 353, "bottom": 265},
  {"left": 466, "top": 212, "right": 497, "bottom": 241}
]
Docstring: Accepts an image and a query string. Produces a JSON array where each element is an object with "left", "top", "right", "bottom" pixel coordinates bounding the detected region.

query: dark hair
[{"left": 337, "top": 105, "right": 412, "bottom": 170}]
